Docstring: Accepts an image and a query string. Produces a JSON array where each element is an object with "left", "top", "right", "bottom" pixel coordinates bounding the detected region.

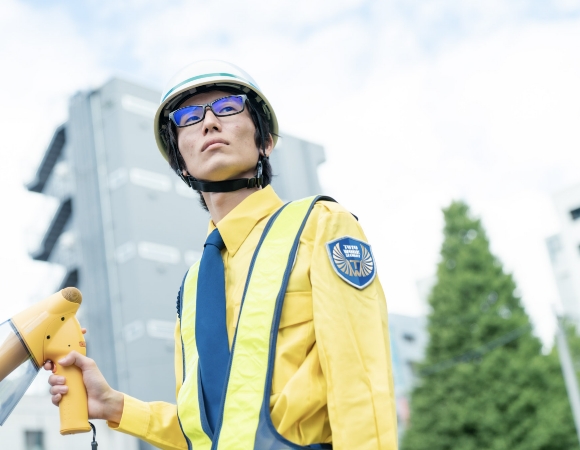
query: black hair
[{"left": 161, "top": 89, "right": 274, "bottom": 211}]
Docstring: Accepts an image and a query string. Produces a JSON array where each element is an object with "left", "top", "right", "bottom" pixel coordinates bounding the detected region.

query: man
[{"left": 47, "top": 60, "right": 398, "bottom": 449}]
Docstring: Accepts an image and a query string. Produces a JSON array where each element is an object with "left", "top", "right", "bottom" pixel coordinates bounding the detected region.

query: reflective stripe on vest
[
  {"left": 178, "top": 259, "right": 212, "bottom": 450},
  {"left": 177, "top": 196, "right": 333, "bottom": 450}
]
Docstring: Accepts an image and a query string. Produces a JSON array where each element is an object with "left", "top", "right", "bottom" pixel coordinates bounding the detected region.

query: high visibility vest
[{"left": 176, "top": 196, "right": 333, "bottom": 450}]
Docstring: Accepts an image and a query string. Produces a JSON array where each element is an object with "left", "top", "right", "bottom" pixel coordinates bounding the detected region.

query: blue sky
[{"left": 1, "top": 0, "right": 580, "bottom": 345}]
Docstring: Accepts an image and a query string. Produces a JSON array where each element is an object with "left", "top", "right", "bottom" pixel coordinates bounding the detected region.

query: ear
[{"left": 263, "top": 134, "right": 274, "bottom": 158}]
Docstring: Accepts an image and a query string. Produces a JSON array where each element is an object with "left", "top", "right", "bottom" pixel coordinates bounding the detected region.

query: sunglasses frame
[{"left": 169, "top": 94, "right": 248, "bottom": 128}]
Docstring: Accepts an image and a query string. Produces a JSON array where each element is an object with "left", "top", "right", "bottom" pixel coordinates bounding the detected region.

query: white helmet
[{"left": 154, "top": 59, "right": 279, "bottom": 163}]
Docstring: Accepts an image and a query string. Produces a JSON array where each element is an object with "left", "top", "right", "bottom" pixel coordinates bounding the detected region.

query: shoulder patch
[{"left": 326, "top": 236, "right": 376, "bottom": 289}]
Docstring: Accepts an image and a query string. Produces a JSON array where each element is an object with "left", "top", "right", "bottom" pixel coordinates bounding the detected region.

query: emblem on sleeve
[{"left": 326, "top": 236, "right": 376, "bottom": 289}]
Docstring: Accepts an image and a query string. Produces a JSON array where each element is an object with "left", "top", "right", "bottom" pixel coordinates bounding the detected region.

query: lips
[{"left": 202, "top": 139, "right": 229, "bottom": 152}]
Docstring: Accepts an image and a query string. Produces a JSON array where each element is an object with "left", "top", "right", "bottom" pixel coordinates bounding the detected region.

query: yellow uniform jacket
[{"left": 108, "top": 186, "right": 398, "bottom": 449}]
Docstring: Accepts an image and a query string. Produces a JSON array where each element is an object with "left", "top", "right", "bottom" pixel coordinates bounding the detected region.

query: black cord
[{"left": 89, "top": 422, "right": 98, "bottom": 449}]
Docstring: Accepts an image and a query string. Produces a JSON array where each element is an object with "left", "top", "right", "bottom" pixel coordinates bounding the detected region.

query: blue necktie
[{"left": 196, "top": 228, "right": 230, "bottom": 433}]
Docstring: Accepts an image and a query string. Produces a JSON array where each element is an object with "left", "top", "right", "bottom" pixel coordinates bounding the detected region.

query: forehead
[{"left": 180, "top": 90, "right": 234, "bottom": 107}]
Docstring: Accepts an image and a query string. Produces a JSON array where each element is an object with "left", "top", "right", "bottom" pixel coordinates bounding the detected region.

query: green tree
[
  {"left": 402, "top": 201, "right": 577, "bottom": 450},
  {"left": 562, "top": 318, "right": 580, "bottom": 386}
]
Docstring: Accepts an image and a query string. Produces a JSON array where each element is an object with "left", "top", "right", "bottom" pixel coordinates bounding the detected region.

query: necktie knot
[{"left": 205, "top": 228, "right": 225, "bottom": 251}]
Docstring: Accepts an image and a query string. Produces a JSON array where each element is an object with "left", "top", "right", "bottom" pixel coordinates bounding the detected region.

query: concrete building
[
  {"left": 387, "top": 277, "right": 431, "bottom": 437},
  {"left": 4, "top": 78, "right": 325, "bottom": 450},
  {"left": 389, "top": 314, "right": 428, "bottom": 436},
  {"left": 547, "top": 183, "right": 580, "bottom": 323},
  {"left": 0, "top": 383, "right": 137, "bottom": 450}
]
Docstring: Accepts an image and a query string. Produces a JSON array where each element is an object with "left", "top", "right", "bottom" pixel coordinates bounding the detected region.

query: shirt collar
[{"left": 207, "top": 185, "right": 284, "bottom": 256}]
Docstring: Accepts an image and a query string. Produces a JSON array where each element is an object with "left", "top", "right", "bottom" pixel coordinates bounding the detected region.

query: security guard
[{"left": 47, "top": 60, "right": 398, "bottom": 449}]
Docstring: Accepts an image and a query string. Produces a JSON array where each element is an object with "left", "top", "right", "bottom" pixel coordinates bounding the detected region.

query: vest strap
[{"left": 178, "top": 261, "right": 213, "bottom": 450}]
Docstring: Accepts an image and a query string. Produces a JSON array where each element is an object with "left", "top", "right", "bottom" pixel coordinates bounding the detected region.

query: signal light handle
[
  {"left": 44, "top": 314, "right": 91, "bottom": 435},
  {"left": 57, "top": 363, "right": 91, "bottom": 435}
]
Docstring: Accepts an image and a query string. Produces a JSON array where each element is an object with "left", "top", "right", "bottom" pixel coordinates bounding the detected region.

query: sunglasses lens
[
  {"left": 173, "top": 106, "right": 204, "bottom": 126},
  {"left": 171, "top": 95, "right": 245, "bottom": 127},
  {"left": 212, "top": 95, "right": 245, "bottom": 116}
]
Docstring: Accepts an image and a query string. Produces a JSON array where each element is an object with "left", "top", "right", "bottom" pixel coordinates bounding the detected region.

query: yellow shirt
[{"left": 109, "top": 186, "right": 398, "bottom": 449}]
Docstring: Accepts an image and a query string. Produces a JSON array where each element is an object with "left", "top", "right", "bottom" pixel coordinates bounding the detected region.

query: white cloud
[
  {"left": 1, "top": 0, "right": 579, "bottom": 347},
  {"left": 320, "top": 18, "right": 580, "bottom": 344}
]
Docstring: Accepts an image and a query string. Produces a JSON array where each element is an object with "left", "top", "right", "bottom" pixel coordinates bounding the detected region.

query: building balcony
[
  {"left": 27, "top": 125, "right": 67, "bottom": 195},
  {"left": 30, "top": 197, "right": 73, "bottom": 262}
]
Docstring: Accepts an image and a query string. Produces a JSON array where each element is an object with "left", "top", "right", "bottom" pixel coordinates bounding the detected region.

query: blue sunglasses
[{"left": 169, "top": 94, "right": 248, "bottom": 127}]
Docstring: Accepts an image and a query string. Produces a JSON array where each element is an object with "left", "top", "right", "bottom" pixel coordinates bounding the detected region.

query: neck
[{"left": 203, "top": 188, "right": 261, "bottom": 224}]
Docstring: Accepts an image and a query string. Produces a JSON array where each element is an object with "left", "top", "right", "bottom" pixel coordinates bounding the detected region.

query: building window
[
  {"left": 571, "top": 207, "right": 580, "bottom": 221},
  {"left": 25, "top": 430, "right": 44, "bottom": 450},
  {"left": 403, "top": 333, "right": 416, "bottom": 343}
]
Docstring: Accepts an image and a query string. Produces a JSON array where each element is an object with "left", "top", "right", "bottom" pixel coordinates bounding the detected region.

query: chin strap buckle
[
  {"left": 246, "top": 177, "right": 262, "bottom": 189},
  {"left": 247, "top": 159, "right": 264, "bottom": 189},
  {"left": 251, "top": 159, "right": 264, "bottom": 188}
]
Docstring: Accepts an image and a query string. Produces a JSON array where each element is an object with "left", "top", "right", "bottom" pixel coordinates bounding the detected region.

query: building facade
[
  {"left": 547, "top": 183, "right": 580, "bottom": 323},
  {"left": 386, "top": 277, "right": 432, "bottom": 438},
  {"left": 388, "top": 313, "right": 428, "bottom": 437},
  {"left": 0, "top": 390, "right": 138, "bottom": 450},
  {"left": 10, "top": 78, "right": 326, "bottom": 450}
]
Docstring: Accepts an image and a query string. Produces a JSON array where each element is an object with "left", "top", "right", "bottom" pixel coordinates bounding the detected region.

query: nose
[{"left": 202, "top": 106, "right": 221, "bottom": 135}]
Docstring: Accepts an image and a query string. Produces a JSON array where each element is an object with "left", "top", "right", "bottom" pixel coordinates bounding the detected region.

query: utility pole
[{"left": 556, "top": 313, "right": 580, "bottom": 445}]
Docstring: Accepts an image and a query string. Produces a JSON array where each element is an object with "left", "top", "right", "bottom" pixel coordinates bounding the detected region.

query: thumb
[{"left": 58, "top": 351, "right": 91, "bottom": 370}]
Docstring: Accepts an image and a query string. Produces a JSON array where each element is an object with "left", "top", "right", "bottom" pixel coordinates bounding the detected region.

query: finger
[
  {"left": 52, "top": 393, "right": 62, "bottom": 406},
  {"left": 82, "top": 328, "right": 87, "bottom": 335},
  {"left": 49, "top": 385, "right": 68, "bottom": 396},
  {"left": 58, "top": 351, "right": 94, "bottom": 370},
  {"left": 43, "top": 361, "right": 54, "bottom": 371},
  {"left": 48, "top": 374, "right": 66, "bottom": 386}
]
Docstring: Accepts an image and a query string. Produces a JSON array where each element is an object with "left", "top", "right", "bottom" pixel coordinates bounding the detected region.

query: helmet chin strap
[{"left": 178, "top": 156, "right": 265, "bottom": 193}]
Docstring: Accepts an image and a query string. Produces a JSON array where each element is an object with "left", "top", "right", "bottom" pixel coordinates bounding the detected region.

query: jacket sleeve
[
  {"left": 310, "top": 203, "right": 398, "bottom": 449},
  {"left": 107, "top": 319, "right": 187, "bottom": 450}
]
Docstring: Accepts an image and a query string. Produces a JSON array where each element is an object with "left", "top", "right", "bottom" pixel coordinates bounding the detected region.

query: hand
[{"left": 44, "top": 330, "right": 124, "bottom": 423}]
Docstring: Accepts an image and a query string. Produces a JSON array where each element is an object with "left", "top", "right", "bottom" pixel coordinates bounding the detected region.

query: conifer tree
[
  {"left": 563, "top": 318, "right": 580, "bottom": 385},
  {"left": 402, "top": 201, "right": 577, "bottom": 450}
]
